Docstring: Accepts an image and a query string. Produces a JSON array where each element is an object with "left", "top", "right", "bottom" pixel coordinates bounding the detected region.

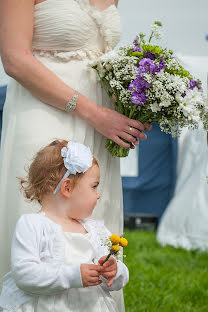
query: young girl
[{"left": 0, "top": 140, "right": 129, "bottom": 312}]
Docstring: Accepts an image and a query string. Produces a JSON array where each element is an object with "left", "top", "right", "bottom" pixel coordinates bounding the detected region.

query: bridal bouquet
[{"left": 91, "top": 21, "right": 208, "bottom": 157}]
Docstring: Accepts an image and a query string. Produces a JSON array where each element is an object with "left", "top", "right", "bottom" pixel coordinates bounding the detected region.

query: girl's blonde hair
[{"left": 20, "top": 140, "right": 99, "bottom": 203}]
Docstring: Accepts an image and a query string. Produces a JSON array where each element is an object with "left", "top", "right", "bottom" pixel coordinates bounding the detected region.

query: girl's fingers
[
  {"left": 90, "top": 271, "right": 101, "bottom": 277},
  {"left": 107, "top": 277, "right": 114, "bottom": 287},
  {"left": 87, "top": 280, "right": 102, "bottom": 287},
  {"left": 102, "top": 256, "right": 117, "bottom": 268},
  {"left": 102, "top": 271, "right": 116, "bottom": 279},
  {"left": 89, "top": 264, "right": 102, "bottom": 272},
  {"left": 88, "top": 276, "right": 101, "bottom": 283}
]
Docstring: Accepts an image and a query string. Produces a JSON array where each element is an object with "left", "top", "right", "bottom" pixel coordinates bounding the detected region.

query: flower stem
[
  {"left": 101, "top": 253, "right": 111, "bottom": 266},
  {"left": 148, "top": 31, "right": 154, "bottom": 43}
]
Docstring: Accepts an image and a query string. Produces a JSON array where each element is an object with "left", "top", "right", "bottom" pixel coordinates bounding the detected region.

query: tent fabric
[{"left": 122, "top": 123, "right": 178, "bottom": 219}]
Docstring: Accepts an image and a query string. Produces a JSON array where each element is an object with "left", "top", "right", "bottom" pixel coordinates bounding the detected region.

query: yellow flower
[
  {"left": 111, "top": 244, "right": 120, "bottom": 252},
  {"left": 119, "top": 238, "right": 128, "bottom": 247},
  {"left": 110, "top": 234, "right": 121, "bottom": 244}
]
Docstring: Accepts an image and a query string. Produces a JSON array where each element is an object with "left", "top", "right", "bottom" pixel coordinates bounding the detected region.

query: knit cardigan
[{"left": 0, "top": 213, "right": 129, "bottom": 312}]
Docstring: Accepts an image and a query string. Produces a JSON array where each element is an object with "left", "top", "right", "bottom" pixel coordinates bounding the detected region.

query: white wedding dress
[
  {"left": 0, "top": 1, "right": 124, "bottom": 309},
  {"left": 157, "top": 125, "right": 208, "bottom": 250}
]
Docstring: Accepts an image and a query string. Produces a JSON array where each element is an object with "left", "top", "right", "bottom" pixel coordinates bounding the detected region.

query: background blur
[
  {"left": 119, "top": 0, "right": 208, "bottom": 56},
  {"left": 118, "top": 0, "right": 208, "bottom": 95}
]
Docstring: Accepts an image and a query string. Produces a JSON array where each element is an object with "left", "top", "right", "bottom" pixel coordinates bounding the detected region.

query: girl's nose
[{"left": 97, "top": 192, "right": 101, "bottom": 199}]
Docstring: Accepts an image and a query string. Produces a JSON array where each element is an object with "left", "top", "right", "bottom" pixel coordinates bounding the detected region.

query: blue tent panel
[{"left": 122, "top": 123, "right": 178, "bottom": 219}]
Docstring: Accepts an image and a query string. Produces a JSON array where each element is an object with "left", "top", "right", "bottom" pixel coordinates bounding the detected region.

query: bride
[{"left": 0, "top": 0, "right": 151, "bottom": 310}]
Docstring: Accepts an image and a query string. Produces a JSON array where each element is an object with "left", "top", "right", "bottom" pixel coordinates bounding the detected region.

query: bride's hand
[{"left": 89, "top": 106, "right": 150, "bottom": 149}]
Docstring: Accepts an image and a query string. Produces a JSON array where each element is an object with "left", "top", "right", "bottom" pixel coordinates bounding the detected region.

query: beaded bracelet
[{"left": 65, "top": 91, "right": 79, "bottom": 113}]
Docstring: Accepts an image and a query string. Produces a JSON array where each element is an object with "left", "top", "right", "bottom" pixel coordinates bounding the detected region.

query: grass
[{"left": 123, "top": 230, "right": 208, "bottom": 312}]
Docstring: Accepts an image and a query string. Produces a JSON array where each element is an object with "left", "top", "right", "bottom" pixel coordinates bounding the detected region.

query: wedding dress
[
  {"left": 0, "top": 1, "right": 124, "bottom": 308},
  {"left": 157, "top": 125, "right": 208, "bottom": 250}
]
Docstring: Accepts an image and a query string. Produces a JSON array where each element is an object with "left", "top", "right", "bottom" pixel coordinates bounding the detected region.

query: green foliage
[
  {"left": 165, "top": 61, "right": 193, "bottom": 80},
  {"left": 142, "top": 44, "right": 164, "bottom": 56},
  {"left": 123, "top": 230, "right": 208, "bottom": 312}
]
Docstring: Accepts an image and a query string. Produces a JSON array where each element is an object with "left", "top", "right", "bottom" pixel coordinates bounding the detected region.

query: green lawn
[{"left": 123, "top": 230, "right": 208, "bottom": 312}]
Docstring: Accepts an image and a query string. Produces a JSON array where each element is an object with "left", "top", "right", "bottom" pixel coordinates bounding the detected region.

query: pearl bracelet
[{"left": 65, "top": 91, "right": 79, "bottom": 113}]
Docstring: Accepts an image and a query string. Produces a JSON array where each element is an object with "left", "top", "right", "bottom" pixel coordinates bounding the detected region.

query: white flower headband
[{"left": 53, "top": 141, "right": 93, "bottom": 194}]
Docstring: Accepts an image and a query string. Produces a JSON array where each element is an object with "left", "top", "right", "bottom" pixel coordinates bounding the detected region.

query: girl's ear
[{"left": 60, "top": 178, "right": 73, "bottom": 198}]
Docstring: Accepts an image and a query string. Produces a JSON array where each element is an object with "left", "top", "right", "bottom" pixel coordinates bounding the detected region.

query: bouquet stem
[{"left": 105, "top": 139, "right": 130, "bottom": 157}]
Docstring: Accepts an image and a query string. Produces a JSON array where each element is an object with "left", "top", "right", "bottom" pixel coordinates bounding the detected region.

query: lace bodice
[{"left": 32, "top": 0, "right": 122, "bottom": 61}]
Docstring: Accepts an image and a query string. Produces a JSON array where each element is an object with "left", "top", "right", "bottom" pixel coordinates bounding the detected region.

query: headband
[{"left": 53, "top": 141, "right": 93, "bottom": 194}]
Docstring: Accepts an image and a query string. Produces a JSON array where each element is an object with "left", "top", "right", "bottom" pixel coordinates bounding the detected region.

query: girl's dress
[
  {"left": 4, "top": 231, "right": 118, "bottom": 311},
  {"left": 157, "top": 126, "right": 208, "bottom": 250},
  {"left": 0, "top": 0, "right": 123, "bottom": 298},
  {"left": 0, "top": 213, "right": 129, "bottom": 312}
]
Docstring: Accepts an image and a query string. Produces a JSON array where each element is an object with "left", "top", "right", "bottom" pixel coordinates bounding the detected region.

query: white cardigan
[{"left": 0, "top": 213, "right": 129, "bottom": 312}]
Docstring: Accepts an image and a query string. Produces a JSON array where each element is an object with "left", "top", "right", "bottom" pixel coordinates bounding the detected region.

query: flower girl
[{"left": 0, "top": 140, "right": 129, "bottom": 312}]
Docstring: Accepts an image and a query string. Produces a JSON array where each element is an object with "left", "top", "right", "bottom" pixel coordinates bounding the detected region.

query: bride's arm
[{"left": 0, "top": 0, "right": 148, "bottom": 148}]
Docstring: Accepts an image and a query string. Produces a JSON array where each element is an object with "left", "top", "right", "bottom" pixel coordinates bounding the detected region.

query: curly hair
[{"left": 20, "top": 140, "right": 98, "bottom": 203}]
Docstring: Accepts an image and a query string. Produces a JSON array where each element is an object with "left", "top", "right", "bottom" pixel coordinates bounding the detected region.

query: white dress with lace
[{"left": 0, "top": 1, "right": 123, "bottom": 307}]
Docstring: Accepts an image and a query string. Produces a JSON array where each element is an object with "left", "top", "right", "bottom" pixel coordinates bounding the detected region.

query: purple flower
[
  {"left": 137, "top": 58, "right": 156, "bottom": 74},
  {"left": 190, "top": 79, "right": 202, "bottom": 90},
  {"left": 133, "top": 46, "right": 142, "bottom": 52},
  {"left": 129, "top": 76, "right": 150, "bottom": 106},
  {"left": 133, "top": 35, "right": 140, "bottom": 47},
  {"left": 133, "top": 35, "right": 143, "bottom": 52},
  {"left": 158, "top": 59, "right": 166, "bottom": 70},
  {"left": 129, "top": 76, "right": 150, "bottom": 93},
  {"left": 143, "top": 51, "right": 158, "bottom": 60},
  {"left": 131, "top": 92, "right": 147, "bottom": 106}
]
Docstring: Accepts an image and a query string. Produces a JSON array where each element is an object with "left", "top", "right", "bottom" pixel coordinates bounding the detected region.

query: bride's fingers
[
  {"left": 112, "top": 136, "right": 131, "bottom": 149},
  {"left": 125, "top": 126, "right": 146, "bottom": 140},
  {"left": 143, "top": 122, "right": 152, "bottom": 131},
  {"left": 119, "top": 132, "right": 137, "bottom": 144},
  {"left": 126, "top": 119, "right": 145, "bottom": 132},
  {"left": 120, "top": 131, "right": 145, "bottom": 143}
]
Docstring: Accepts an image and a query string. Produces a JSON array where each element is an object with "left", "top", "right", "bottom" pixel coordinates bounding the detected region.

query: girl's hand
[
  {"left": 80, "top": 264, "right": 103, "bottom": 287},
  {"left": 98, "top": 256, "right": 117, "bottom": 287}
]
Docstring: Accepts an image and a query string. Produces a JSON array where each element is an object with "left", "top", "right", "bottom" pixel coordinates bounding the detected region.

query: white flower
[
  {"left": 151, "top": 24, "right": 163, "bottom": 40},
  {"left": 105, "top": 63, "right": 112, "bottom": 71},
  {"left": 97, "top": 62, "right": 106, "bottom": 78},
  {"left": 175, "top": 92, "right": 184, "bottom": 104},
  {"left": 159, "top": 100, "right": 172, "bottom": 108},
  {"left": 61, "top": 141, "right": 93, "bottom": 175},
  {"left": 150, "top": 102, "right": 161, "bottom": 112}
]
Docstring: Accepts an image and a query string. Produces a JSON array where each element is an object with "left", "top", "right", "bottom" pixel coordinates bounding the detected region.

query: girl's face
[{"left": 68, "top": 165, "right": 100, "bottom": 219}]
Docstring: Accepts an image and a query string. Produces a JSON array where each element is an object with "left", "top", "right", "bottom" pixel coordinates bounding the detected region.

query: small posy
[{"left": 101, "top": 234, "right": 128, "bottom": 266}]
